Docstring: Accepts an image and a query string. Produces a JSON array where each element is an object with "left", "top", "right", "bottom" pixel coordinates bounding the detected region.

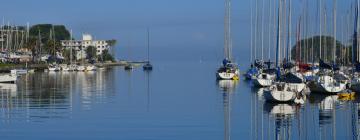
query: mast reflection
[{"left": 217, "top": 80, "right": 238, "bottom": 140}]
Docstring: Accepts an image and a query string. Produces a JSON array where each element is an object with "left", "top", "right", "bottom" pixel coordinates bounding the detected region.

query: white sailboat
[
  {"left": 216, "top": 0, "right": 239, "bottom": 80},
  {"left": 264, "top": 72, "right": 306, "bottom": 102},
  {"left": 86, "top": 65, "right": 97, "bottom": 71},
  {"left": 0, "top": 74, "right": 17, "bottom": 83},
  {"left": 76, "top": 65, "right": 86, "bottom": 71},
  {"left": 309, "top": 75, "right": 347, "bottom": 94},
  {"left": 253, "top": 71, "right": 276, "bottom": 87},
  {"left": 48, "top": 64, "right": 60, "bottom": 71}
]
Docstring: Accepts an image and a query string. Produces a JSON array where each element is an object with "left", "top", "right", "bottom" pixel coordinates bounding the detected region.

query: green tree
[
  {"left": 63, "top": 48, "right": 77, "bottom": 63},
  {"left": 24, "top": 37, "right": 38, "bottom": 62},
  {"left": 29, "top": 24, "right": 70, "bottom": 43},
  {"left": 45, "top": 39, "right": 62, "bottom": 56},
  {"left": 291, "top": 35, "right": 349, "bottom": 64},
  {"left": 86, "top": 46, "right": 97, "bottom": 60},
  {"left": 106, "top": 39, "right": 117, "bottom": 47},
  {"left": 99, "top": 49, "right": 115, "bottom": 62}
]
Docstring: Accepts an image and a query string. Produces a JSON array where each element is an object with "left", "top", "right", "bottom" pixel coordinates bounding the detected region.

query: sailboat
[
  {"left": 264, "top": 72, "right": 307, "bottom": 102},
  {"left": 216, "top": 0, "right": 239, "bottom": 80},
  {"left": 351, "top": 0, "right": 360, "bottom": 93},
  {"left": 62, "top": 29, "right": 75, "bottom": 71},
  {"left": 143, "top": 28, "right": 153, "bottom": 71},
  {"left": 48, "top": 26, "right": 60, "bottom": 71},
  {"left": 309, "top": 1, "right": 347, "bottom": 94}
]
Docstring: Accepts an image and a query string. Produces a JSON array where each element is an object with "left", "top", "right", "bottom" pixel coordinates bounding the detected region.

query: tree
[
  {"left": 291, "top": 35, "right": 348, "bottom": 64},
  {"left": 86, "top": 46, "right": 97, "bottom": 61},
  {"left": 106, "top": 39, "right": 117, "bottom": 47},
  {"left": 63, "top": 48, "right": 76, "bottom": 63},
  {"left": 24, "top": 37, "right": 38, "bottom": 62},
  {"left": 45, "top": 39, "right": 62, "bottom": 56},
  {"left": 99, "top": 49, "right": 115, "bottom": 62},
  {"left": 29, "top": 24, "right": 70, "bottom": 43}
]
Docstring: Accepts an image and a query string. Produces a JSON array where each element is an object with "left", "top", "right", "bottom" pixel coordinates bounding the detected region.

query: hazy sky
[{"left": 0, "top": 0, "right": 355, "bottom": 62}]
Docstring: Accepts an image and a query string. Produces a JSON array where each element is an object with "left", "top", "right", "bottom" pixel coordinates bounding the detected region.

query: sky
[{"left": 0, "top": 0, "right": 356, "bottom": 63}]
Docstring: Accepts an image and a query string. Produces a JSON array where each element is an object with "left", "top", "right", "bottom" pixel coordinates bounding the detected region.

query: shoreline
[{"left": 0, "top": 60, "right": 148, "bottom": 73}]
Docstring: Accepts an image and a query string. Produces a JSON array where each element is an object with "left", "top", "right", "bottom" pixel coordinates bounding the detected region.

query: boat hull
[
  {"left": 0, "top": 74, "right": 17, "bottom": 83},
  {"left": 253, "top": 79, "right": 273, "bottom": 87},
  {"left": 264, "top": 89, "right": 296, "bottom": 102},
  {"left": 308, "top": 81, "right": 345, "bottom": 94},
  {"left": 217, "top": 72, "right": 239, "bottom": 80}
]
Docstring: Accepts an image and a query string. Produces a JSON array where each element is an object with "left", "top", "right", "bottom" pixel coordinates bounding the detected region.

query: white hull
[
  {"left": 309, "top": 76, "right": 346, "bottom": 94},
  {"left": 264, "top": 89, "right": 296, "bottom": 102},
  {"left": 10, "top": 69, "right": 28, "bottom": 75},
  {"left": 62, "top": 67, "right": 70, "bottom": 71},
  {"left": 76, "top": 66, "right": 86, "bottom": 71},
  {"left": 216, "top": 69, "right": 239, "bottom": 80},
  {"left": 0, "top": 74, "right": 17, "bottom": 83},
  {"left": 217, "top": 72, "right": 237, "bottom": 80},
  {"left": 252, "top": 73, "right": 276, "bottom": 87},
  {"left": 86, "top": 65, "right": 97, "bottom": 71},
  {"left": 253, "top": 79, "right": 273, "bottom": 87},
  {"left": 309, "top": 82, "right": 346, "bottom": 94},
  {"left": 48, "top": 66, "right": 60, "bottom": 71},
  {"left": 264, "top": 83, "right": 306, "bottom": 102}
]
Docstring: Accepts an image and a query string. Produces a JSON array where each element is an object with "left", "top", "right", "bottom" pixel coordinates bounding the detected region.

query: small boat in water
[
  {"left": 337, "top": 89, "right": 355, "bottom": 101},
  {"left": 0, "top": 74, "right": 17, "bottom": 83},
  {"left": 244, "top": 64, "right": 259, "bottom": 80},
  {"left": 86, "top": 65, "right": 97, "bottom": 71},
  {"left": 143, "top": 63, "right": 153, "bottom": 71},
  {"left": 76, "top": 65, "right": 86, "bottom": 71},
  {"left": 143, "top": 29, "right": 153, "bottom": 71},
  {"left": 216, "top": 0, "right": 238, "bottom": 81},
  {"left": 216, "top": 60, "right": 240, "bottom": 80},
  {"left": 11, "top": 69, "right": 28, "bottom": 75},
  {"left": 48, "top": 64, "right": 60, "bottom": 71},
  {"left": 124, "top": 64, "right": 134, "bottom": 70}
]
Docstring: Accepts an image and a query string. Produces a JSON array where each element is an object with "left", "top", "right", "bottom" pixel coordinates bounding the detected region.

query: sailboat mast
[
  {"left": 224, "top": 0, "right": 232, "bottom": 61},
  {"left": 268, "top": 0, "right": 272, "bottom": 60},
  {"left": 319, "top": 0, "right": 322, "bottom": 60},
  {"left": 250, "top": 0, "right": 253, "bottom": 62},
  {"left": 147, "top": 28, "right": 150, "bottom": 62},
  {"left": 261, "top": 0, "right": 265, "bottom": 60},
  {"left": 276, "top": 0, "right": 282, "bottom": 67},
  {"left": 70, "top": 29, "right": 73, "bottom": 64},
  {"left": 353, "top": 0, "right": 359, "bottom": 64},
  {"left": 255, "top": 0, "right": 258, "bottom": 60},
  {"left": 286, "top": 0, "right": 291, "bottom": 62},
  {"left": 333, "top": 0, "right": 337, "bottom": 63}
]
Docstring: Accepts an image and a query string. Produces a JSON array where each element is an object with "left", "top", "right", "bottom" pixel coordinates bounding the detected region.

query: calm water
[{"left": 0, "top": 59, "right": 359, "bottom": 140}]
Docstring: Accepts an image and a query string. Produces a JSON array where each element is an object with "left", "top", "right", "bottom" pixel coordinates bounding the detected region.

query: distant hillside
[{"left": 290, "top": 36, "right": 351, "bottom": 64}]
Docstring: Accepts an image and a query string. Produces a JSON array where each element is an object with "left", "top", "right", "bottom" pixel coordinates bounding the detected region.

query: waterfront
[{"left": 0, "top": 54, "right": 357, "bottom": 139}]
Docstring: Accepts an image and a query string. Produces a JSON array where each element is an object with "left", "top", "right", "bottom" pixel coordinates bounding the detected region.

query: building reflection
[
  {"left": 217, "top": 80, "right": 238, "bottom": 140},
  {"left": 0, "top": 69, "right": 116, "bottom": 122}
]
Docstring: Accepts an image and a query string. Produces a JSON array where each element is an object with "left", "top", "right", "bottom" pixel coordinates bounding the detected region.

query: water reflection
[
  {"left": 145, "top": 71, "right": 152, "bottom": 112},
  {"left": 0, "top": 70, "right": 116, "bottom": 122},
  {"left": 217, "top": 80, "right": 238, "bottom": 140},
  {"left": 250, "top": 86, "right": 360, "bottom": 139}
]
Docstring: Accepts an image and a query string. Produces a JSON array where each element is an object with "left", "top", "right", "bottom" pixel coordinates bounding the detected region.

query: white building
[{"left": 61, "top": 34, "right": 110, "bottom": 60}]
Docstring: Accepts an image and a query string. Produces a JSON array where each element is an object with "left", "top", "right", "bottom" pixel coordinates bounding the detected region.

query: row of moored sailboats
[{"left": 217, "top": 0, "right": 360, "bottom": 104}]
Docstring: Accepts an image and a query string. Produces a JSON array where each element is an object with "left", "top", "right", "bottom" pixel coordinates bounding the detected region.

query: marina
[{"left": 2, "top": 0, "right": 360, "bottom": 139}]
